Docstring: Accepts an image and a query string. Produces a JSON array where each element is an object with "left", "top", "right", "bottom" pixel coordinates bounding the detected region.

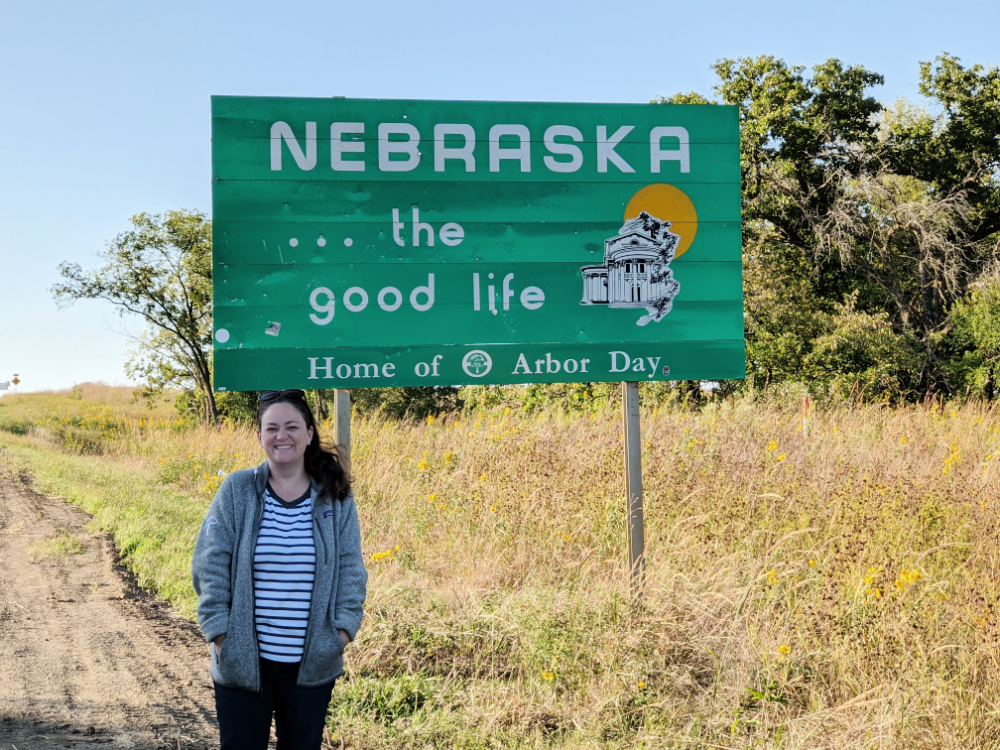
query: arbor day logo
[
  {"left": 462, "top": 350, "right": 492, "bottom": 377},
  {"left": 581, "top": 184, "right": 697, "bottom": 326}
]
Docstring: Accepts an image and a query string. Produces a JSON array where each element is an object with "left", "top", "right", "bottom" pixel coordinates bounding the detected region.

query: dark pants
[{"left": 214, "top": 659, "right": 335, "bottom": 750}]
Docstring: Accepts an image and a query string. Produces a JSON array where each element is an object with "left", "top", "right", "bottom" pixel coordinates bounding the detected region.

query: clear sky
[{"left": 2, "top": 0, "right": 998, "bottom": 393}]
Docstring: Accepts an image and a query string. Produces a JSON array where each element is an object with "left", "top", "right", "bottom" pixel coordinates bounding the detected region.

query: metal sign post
[
  {"left": 622, "top": 381, "right": 645, "bottom": 595},
  {"left": 333, "top": 389, "right": 351, "bottom": 462}
]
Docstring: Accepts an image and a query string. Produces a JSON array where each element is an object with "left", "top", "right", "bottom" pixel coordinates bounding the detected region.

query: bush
[{"left": 350, "top": 387, "right": 462, "bottom": 420}]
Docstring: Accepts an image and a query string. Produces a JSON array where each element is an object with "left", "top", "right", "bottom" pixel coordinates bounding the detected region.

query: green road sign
[{"left": 211, "top": 96, "right": 744, "bottom": 390}]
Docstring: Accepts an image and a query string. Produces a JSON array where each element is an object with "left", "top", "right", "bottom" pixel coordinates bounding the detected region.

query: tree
[
  {"left": 809, "top": 166, "right": 985, "bottom": 392},
  {"left": 672, "top": 54, "right": 1000, "bottom": 399},
  {"left": 948, "top": 266, "right": 1000, "bottom": 398},
  {"left": 350, "top": 386, "right": 462, "bottom": 420},
  {"left": 888, "top": 54, "right": 1000, "bottom": 246},
  {"left": 802, "top": 293, "right": 922, "bottom": 401},
  {"left": 53, "top": 210, "right": 218, "bottom": 422}
]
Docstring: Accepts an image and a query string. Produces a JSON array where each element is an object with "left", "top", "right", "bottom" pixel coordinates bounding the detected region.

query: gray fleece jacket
[{"left": 191, "top": 461, "right": 367, "bottom": 690}]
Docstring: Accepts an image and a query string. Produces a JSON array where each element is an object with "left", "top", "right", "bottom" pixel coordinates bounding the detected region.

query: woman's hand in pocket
[{"left": 212, "top": 634, "right": 226, "bottom": 660}]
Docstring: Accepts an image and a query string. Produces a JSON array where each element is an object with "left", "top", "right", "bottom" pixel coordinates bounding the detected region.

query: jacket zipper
[
  {"left": 249, "top": 487, "right": 265, "bottom": 692},
  {"left": 298, "top": 498, "right": 328, "bottom": 685}
]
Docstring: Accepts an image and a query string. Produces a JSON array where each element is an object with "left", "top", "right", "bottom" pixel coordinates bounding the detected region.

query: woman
[{"left": 192, "top": 389, "right": 367, "bottom": 750}]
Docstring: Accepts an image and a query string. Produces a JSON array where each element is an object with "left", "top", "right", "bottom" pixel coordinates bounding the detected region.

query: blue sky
[{"left": 2, "top": 0, "right": 998, "bottom": 392}]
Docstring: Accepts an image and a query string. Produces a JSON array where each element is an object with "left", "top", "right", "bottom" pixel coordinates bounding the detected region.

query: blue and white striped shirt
[{"left": 253, "top": 485, "right": 316, "bottom": 663}]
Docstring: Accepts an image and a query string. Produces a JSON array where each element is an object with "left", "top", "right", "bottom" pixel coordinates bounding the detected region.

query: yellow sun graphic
[{"left": 623, "top": 184, "right": 698, "bottom": 258}]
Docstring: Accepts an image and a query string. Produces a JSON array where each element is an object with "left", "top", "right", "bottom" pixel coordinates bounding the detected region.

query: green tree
[
  {"left": 802, "top": 293, "right": 922, "bottom": 401},
  {"left": 742, "top": 233, "right": 829, "bottom": 391},
  {"left": 53, "top": 210, "right": 219, "bottom": 422},
  {"left": 676, "top": 55, "right": 1000, "bottom": 399},
  {"left": 350, "top": 386, "right": 462, "bottom": 420},
  {"left": 948, "top": 267, "right": 1000, "bottom": 398},
  {"left": 888, "top": 54, "right": 1000, "bottom": 245}
]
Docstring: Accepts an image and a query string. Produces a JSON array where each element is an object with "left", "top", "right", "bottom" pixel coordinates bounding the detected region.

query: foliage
[
  {"left": 803, "top": 293, "right": 923, "bottom": 401},
  {"left": 948, "top": 266, "right": 1000, "bottom": 397},
  {"left": 350, "top": 386, "right": 462, "bottom": 420},
  {"left": 460, "top": 381, "right": 715, "bottom": 414},
  {"left": 52, "top": 210, "right": 218, "bottom": 422},
  {"left": 670, "top": 55, "right": 1000, "bottom": 401},
  {"left": 743, "top": 234, "right": 829, "bottom": 391},
  {"left": 214, "top": 389, "right": 260, "bottom": 424},
  {"left": 891, "top": 54, "right": 1000, "bottom": 242},
  {"left": 457, "top": 385, "right": 527, "bottom": 412}
]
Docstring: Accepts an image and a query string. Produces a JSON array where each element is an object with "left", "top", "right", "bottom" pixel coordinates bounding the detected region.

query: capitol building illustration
[{"left": 581, "top": 211, "right": 681, "bottom": 325}]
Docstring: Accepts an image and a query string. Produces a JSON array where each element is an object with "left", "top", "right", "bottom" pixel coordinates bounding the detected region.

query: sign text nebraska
[{"left": 270, "top": 122, "right": 690, "bottom": 175}]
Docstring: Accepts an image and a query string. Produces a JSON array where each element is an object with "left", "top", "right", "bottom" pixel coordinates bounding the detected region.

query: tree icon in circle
[{"left": 462, "top": 350, "right": 492, "bottom": 378}]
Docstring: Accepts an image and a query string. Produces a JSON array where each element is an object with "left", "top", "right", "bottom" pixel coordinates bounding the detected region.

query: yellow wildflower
[
  {"left": 777, "top": 644, "right": 791, "bottom": 656},
  {"left": 864, "top": 565, "right": 884, "bottom": 599},
  {"left": 767, "top": 440, "right": 778, "bottom": 452},
  {"left": 894, "top": 568, "right": 923, "bottom": 593}
]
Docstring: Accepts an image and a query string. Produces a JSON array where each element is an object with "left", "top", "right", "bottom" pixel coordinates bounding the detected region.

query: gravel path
[{"left": 0, "top": 469, "right": 219, "bottom": 749}]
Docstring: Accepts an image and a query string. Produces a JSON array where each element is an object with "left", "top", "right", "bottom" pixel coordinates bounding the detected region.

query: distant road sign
[{"left": 211, "top": 97, "right": 744, "bottom": 391}]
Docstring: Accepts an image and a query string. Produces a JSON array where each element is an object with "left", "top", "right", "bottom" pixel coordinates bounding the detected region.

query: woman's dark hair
[{"left": 257, "top": 393, "right": 352, "bottom": 501}]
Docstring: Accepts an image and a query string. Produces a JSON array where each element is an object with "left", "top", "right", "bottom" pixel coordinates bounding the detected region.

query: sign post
[
  {"left": 211, "top": 96, "right": 743, "bottom": 583},
  {"left": 333, "top": 389, "right": 351, "bottom": 460},
  {"left": 622, "top": 381, "right": 645, "bottom": 594}
]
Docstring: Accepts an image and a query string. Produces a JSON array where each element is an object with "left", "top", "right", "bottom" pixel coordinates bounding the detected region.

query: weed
[{"left": 29, "top": 527, "right": 84, "bottom": 561}]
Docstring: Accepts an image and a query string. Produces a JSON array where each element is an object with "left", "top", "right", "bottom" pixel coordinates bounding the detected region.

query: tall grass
[{"left": 1, "top": 386, "right": 999, "bottom": 748}]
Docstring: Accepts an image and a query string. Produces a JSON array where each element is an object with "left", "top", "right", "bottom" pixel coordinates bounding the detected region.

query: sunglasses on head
[{"left": 258, "top": 389, "right": 306, "bottom": 403}]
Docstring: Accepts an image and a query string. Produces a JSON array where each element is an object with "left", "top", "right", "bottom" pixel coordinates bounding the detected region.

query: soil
[{"left": 0, "top": 470, "right": 219, "bottom": 749}]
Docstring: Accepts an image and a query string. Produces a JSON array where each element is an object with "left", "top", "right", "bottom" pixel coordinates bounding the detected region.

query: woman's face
[{"left": 258, "top": 401, "right": 314, "bottom": 470}]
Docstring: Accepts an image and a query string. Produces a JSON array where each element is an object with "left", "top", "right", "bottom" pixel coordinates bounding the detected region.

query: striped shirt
[{"left": 253, "top": 484, "right": 316, "bottom": 663}]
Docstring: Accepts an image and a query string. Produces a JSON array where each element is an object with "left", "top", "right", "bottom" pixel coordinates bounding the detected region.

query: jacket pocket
[{"left": 210, "top": 637, "right": 235, "bottom": 685}]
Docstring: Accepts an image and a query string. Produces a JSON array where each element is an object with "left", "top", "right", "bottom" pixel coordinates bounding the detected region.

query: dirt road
[{"left": 0, "top": 470, "right": 219, "bottom": 749}]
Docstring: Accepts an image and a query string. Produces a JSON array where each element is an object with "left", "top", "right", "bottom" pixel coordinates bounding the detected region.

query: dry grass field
[{"left": 2, "top": 383, "right": 999, "bottom": 749}]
